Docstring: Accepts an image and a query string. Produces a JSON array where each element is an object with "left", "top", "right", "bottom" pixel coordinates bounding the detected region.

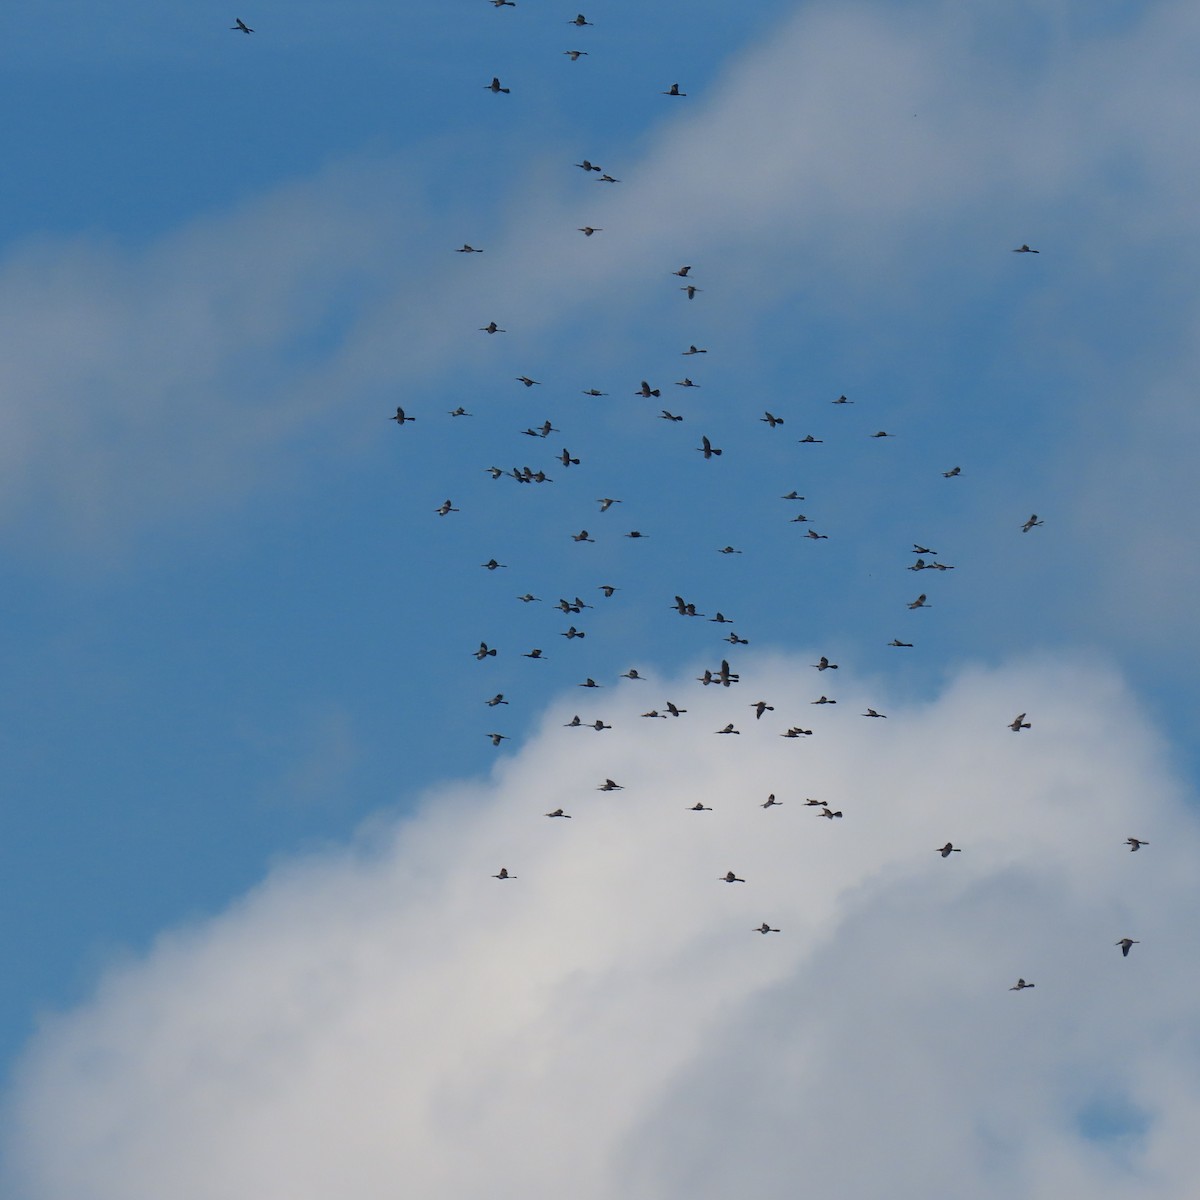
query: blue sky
[{"left": 4, "top": 2, "right": 1200, "bottom": 1196}]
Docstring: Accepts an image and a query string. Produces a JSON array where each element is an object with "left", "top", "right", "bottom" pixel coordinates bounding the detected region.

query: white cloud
[{"left": 4, "top": 651, "right": 1197, "bottom": 1199}]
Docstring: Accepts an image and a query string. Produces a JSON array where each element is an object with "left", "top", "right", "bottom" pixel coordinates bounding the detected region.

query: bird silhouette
[
  {"left": 721, "top": 871, "right": 745, "bottom": 883},
  {"left": 682, "top": 344, "right": 707, "bottom": 355},
  {"left": 1126, "top": 838, "right": 1149, "bottom": 851},
  {"left": 888, "top": 639, "right": 914, "bottom": 647},
  {"left": 936, "top": 843, "right": 961, "bottom": 857},
  {"left": 681, "top": 285, "right": 701, "bottom": 299},
  {"left": 814, "top": 657, "right": 838, "bottom": 671},
  {"left": 636, "top": 380, "right": 661, "bottom": 397},
  {"left": 689, "top": 802, "right": 712, "bottom": 811},
  {"left": 1022, "top": 514, "right": 1044, "bottom": 532},
  {"left": 546, "top": 809, "right": 572, "bottom": 818},
  {"left": 663, "top": 83, "right": 687, "bottom": 96},
  {"left": 486, "top": 732, "right": 508, "bottom": 746},
  {"left": 755, "top": 923, "right": 780, "bottom": 934},
  {"left": 761, "top": 412, "right": 784, "bottom": 427},
  {"left": 492, "top": 868, "right": 516, "bottom": 879},
  {"left": 1116, "top": 938, "right": 1139, "bottom": 957},
  {"left": 474, "top": 643, "right": 497, "bottom": 660},
  {"left": 760, "top": 794, "right": 781, "bottom": 807},
  {"left": 564, "top": 50, "right": 588, "bottom": 61},
  {"left": 943, "top": 466, "right": 962, "bottom": 478},
  {"left": 578, "top": 226, "right": 602, "bottom": 236},
  {"left": 456, "top": 244, "right": 483, "bottom": 253},
  {"left": 697, "top": 435, "right": 722, "bottom": 459},
  {"left": 485, "top": 694, "right": 508, "bottom": 707},
  {"left": 485, "top": 77, "right": 510, "bottom": 94},
  {"left": 569, "top": 12, "right": 593, "bottom": 25},
  {"left": 1013, "top": 244, "right": 1040, "bottom": 253},
  {"left": 716, "top": 723, "right": 740, "bottom": 735},
  {"left": 480, "top": 321, "right": 505, "bottom": 333},
  {"left": 389, "top": 407, "right": 415, "bottom": 425},
  {"left": 907, "top": 594, "right": 929, "bottom": 609},
  {"left": 1010, "top": 978, "right": 1035, "bottom": 990},
  {"left": 798, "top": 434, "right": 823, "bottom": 444},
  {"left": 863, "top": 708, "right": 887, "bottom": 718},
  {"left": 1009, "top": 713, "right": 1031, "bottom": 732},
  {"left": 598, "top": 778, "right": 623, "bottom": 791},
  {"left": 231, "top": 18, "right": 253, "bottom": 33}
]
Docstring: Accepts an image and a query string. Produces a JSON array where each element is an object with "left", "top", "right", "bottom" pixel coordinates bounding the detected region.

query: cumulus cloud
[{"left": 4, "top": 651, "right": 1196, "bottom": 1200}]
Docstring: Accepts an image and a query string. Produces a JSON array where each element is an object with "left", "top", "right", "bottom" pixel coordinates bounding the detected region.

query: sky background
[{"left": 4, "top": 1, "right": 1200, "bottom": 1196}]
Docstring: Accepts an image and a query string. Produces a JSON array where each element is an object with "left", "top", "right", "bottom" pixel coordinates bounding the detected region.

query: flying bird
[
  {"left": 689, "top": 802, "right": 712, "bottom": 811},
  {"left": 485, "top": 694, "right": 508, "bottom": 707},
  {"left": 621, "top": 668, "right": 644, "bottom": 680},
  {"left": 1013, "top": 244, "right": 1040, "bottom": 253},
  {"left": 1010, "top": 978, "right": 1035, "bottom": 990},
  {"left": 664, "top": 702, "right": 686, "bottom": 717},
  {"left": 517, "top": 593, "right": 540, "bottom": 602},
  {"left": 1009, "top": 713, "right": 1031, "bottom": 732},
  {"left": 755, "top": 924, "right": 780, "bottom": 934},
  {"left": 569, "top": 13, "right": 593, "bottom": 25},
  {"left": 936, "top": 843, "right": 961, "bottom": 857},
  {"left": 231, "top": 18, "right": 253, "bottom": 33},
  {"left": 760, "top": 794, "right": 781, "bottom": 808},
  {"left": 474, "top": 643, "right": 497, "bottom": 660},
  {"left": 1126, "top": 838, "right": 1149, "bottom": 851},
  {"left": 636, "top": 380, "right": 661, "bottom": 397},
  {"left": 564, "top": 50, "right": 588, "bottom": 60},
  {"left": 480, "top": 321, "right": 505, "bottom": 333},
  {"left": 486, "top": 732, "right": 509, "bottom": 746},
  {"left": 598, "top": 778, "right": 623, "bottom": 791},
  {"left": 524, "top": 648, "right": 545, "bottom": 659},
  {"left": 673, "top": 266, "right": 692, "bottom": 277},
  {"left": 715, "top": 659, "right": 739, "bottom": 687},
  {"left": 814, "top": 657, "right": 838, "bottom": 671},
  {"left": 710, "top": 612, "right": 733, "bottom": 624},
  {"left": 721, "top": 871, "right": 745, "bottom": 883},
  {"left": 663, "top": 83, "right": 687, "bottom": 96},
  {"left": 888, "top": 639, "right": 914, "bottom": 647},
  {"left": 761, "top": 412, "right": 784, "bottom": 427},
  {"left": 598, "top": 585, "right": 618, "bottom": 597},
  {"left": 811, "top": 696, "right": 836, "bottom": 705},
  {"left": 546, "top": 809, "right": 572, "bottom": 818},
  {"left": 675, "top": 377, "right": 698, "bottom": 388},
  {"left": 682, "top": 344, "right": 707, "bottom": 355},
  {"left": 725, "top": 632, "right": 748, "bottom": 645},
  {"left": 582, "top": 388, "right": 608, "bottom": 396},
  {"left": 863, "top": 708, "right": 887, "bottom": 718},
  {"left": 718, "top": 546, "right": 742, "bottom": 555},
  {"left": 697, "top": 435, "right": 722, "bottom": 459},
  {"left": 578, "top": 226, "right": 602, "bottom": 236},
  {"left": 659, "top": 410, "right": 683, "bottom": 422},
  {"left": 681, "top": 285, "right": 701, "bottom": 299},
  {"left": 434, "top": 499, "right": 459, "bottom": 516},
  {"left": 715, "top": 723, "right": 740, "bottom": 735},
  {"left": 798, "top": 434, "right": 823, "bottom": 444},
  {"left": 831, "top": 394, "right": 852, "bottom": 404},
  {"left": 1022, "top": 514, "right": 1044, "bottom": 532},
  {"left": 448, "top": 407, "right": 470, "bottom": 417},
  {"left": 485, "top": 77, "right": 511, "bottom": 94},
  {"left": 1116, "top": 938, "right": 1139, "bottom": 957},
  {"left": 482, "top": 558, "right": 507, "bottom": 570},
  {"left": 817, "top": 807, "right": 844, "bottom": 819},
  {"left": 943, "top": 466, "right": 962, "bottom": 478},
  {"left": 597, "top": 174, "right": 620, "bottom": 183},
  {"left": 907, "top": 594, "right": 930, "bottom": 609},
  {"left": 492, "top": 868, "right": 516, "bottom": 879},
  {"left": 516, "top": 375, "right": 540, "bottom": 387},
  {"left": 560, "top": 449, "right": 581, "bottom": 467},
  {"left": 781, "top": 491, "right": 805, "bottom": 501},
  {"left": 389, "top": 407, "right": 415, "bottom": 425}
]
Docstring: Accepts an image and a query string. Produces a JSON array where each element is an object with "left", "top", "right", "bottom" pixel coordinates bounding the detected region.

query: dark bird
[
  {"left": 805, "top": 530, "right": 828, "bottom": 540},
  {"left": 1022, "top": 514, "right": 1044, "bottom": 533},
  {"left": 643, "top": 710, "right": 663, "bottom": 719},
  {"left": 663, "top": 83, "right": 687, "bottom": 96},
  {"left": 474, "top": 642, "right": 497, "bottom": 660},
  {"left": 660, "top": 410, "right": 683, "bottom": 422},
  {"left": 546, "top": 809, "right": 572, "bottom": 818},
  {"left": 524, "top": 648, "right": 545, "bottom": 659},
  {"left": 598, "top": 778, "right": 623, "bottom": 791},
  {"left": 579, "top": 678, "right": 600, "bottom": 688},
  {"left": 907, "top": 594, "right": 929, "bottom": 609},
  {"left": 798, "top": 434, "right": 823, "bottom": 444},
  {"left": 803, "top": 798, "right": 826, "bottom": 807},
  {"left": 560, "top": 449, "right": 581, "bottom": 467},
  {"left": 486, "top": 732, "right": 509, "bottom": 746},
  {"left": 781, "top": 491, "right": 805, "bottom": 501},
  {"left": 761, "top": 794, "right": 781, "bottom": 808},
  {"left": 716, "top": 723, "right": 740, "bottom": 735},
  {"left": 718, "top": 546, "right": 742, "bottom": 555},
  {"left": 480, "top": 321, "right": 505, "bottom": 333},
  {"left": 231, "top": 18, "right": 253, "bottom": 33},
  {"left": 564, "top": 50, "right": 588, "bottom": 60},
  {"left": 590, "top": 719, "right": 611, "bottom": 731},
  {"left": 912, "top": 544, "right": 937, "bottom": 555},
  {"left": 1013, "top": 244, "right": 1040, "bottom": 253},
  {"left": 578, "top": 226, "right": 602, "bottom": 236},
  {"left": 448, "top": 407, "right": 470, "bottom": 417},
  {"left": 664, "top": 702, "right": 686, "bottom": 717},
  {"left": 571, "top": 530, "right": 594, "bottom": 544},
  {"left": 569, "top": 12, "right": 593, "bottom": 25},
  {"left": 486, "top": 466, "right": 503, "bottom": 479},
  {"left": 493, "top": 867, "right": 516, "bottom": 879},
  {"left": 814, "top": 657, "right": 838, "bottom": 671},
  {"left": 697, "top": 435, "right": 722, "bottom": 459},
  {"left": 1126, "top": 838, "right": 1149, "bottom": 851},
  {"left": 516, "top": 375, "right": 540, "bottom": 387},
  {"left": 725, "top": 632, "right": 748, "bottom": 645},
  {"left": 715, "top": 659, "right": 739, "bottom": 687},
  {"left": 482, "top": 558, "right": 507, "bottom": 570},
  {"left": 582, "top": 388, "right": 608, "bottom": 396},
  {"left": 456, "top": 244, "right": 483, "bottom": 253},
  {"left": 565, "top": 715, "right": 582, "bottom": 728},
  {"left": 435, "top": 499, "right": 459, "bottom": 516},
  {"left": 485, "top": 77, "right": 511, "bottom": 94},
  {"left": 625, "top": 530, "right": 648, "bottom": 539},
  {"left": 755, "top": 923, "right": 780, "bottom": 934},
  {"left": 597, "top": 174, "right": 620, "bottom": 183},
  {"left": 636, "top": 380, "right": 661, "bottom": 398},
  {"left": 761, "top": 412, "right": 784, "bottom": 427},
  {"left": 781, "top": 727, "right": 812, "bottom": 738},
  {"left": 681, "top": 285, "right": 701, "bottom": 299},
  {"left": 943, "top": 466, "right": 962, "bottom": 478},
  {"left": 561, "top": 626, "right": 586, "bottom": 639},
  {"left": 490, "top": 0, "right": 515, "bottom": 6},
  {"left": 690, "top": 802, "right": 712, "bottom": 811},
  {"left": 812, "top": 696, "right": 836, "bottom": 705},
  {"left": 517, "top": 593, "right": 540, "bottom": 602},
  {"left": 1009, "top": 713, "right": 1031, "bottom": 732},
  {"left": 936, "top": 843, "right": 961, "bottom": 858},
  {"left": 888, "top": 639, "right": 914, "bottom": 647},
  {"left": 389, "top": 407, "right": 416, "bottom": 425},
  {"left": 817, "top": 807, "right": 844, "bottom": 819},
  {"left": 486, "top": 694, "right": 508, "bottom": 707},
  {"left": 721, "top": 871, "right": 745, "bottom": 883},
  {"left": 1116, "top": 938, "right": 1139, "bottom": 957},
  {"left": 575, "top": 159, "right": 603, "bottom": 172},
  {"left": 675, "top": 377, "right": 698, "bottom": 388},
  {"left": 870, "top": 431, "right": 893, "bottom": 439},
  {"left": 621, "top": 668, "right": 644, "bottom": 680},
  {"left": 1010, "top": 978, "right": 1035, "bottom": 990},
  {"left": 598, "top": 585, "right": 618, "bottom": 597},
  {"left": 597, "top": 498, "right": 621, "bottom": 512},
  {"left": 832, "top": 394, "right": 852, "bottom": 404},
  {"left": 863, "top": 708, "right": 887, "bottom": 718},
  {"left": 682, "top": 344, "right": 707, "bottom": 355},
  {"left": 673, "top": 266, "right": 692, "bottom": 277},
  {"left": 710, "top": 612, "right": 733, "bottom": 624}
]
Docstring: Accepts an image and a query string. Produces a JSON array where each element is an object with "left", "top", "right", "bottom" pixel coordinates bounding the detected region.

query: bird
[
  {"left": 561, "top": 626, "right": 586, "bottom": 640},
  {"left": 682, "top": 344, "right": 707, "bottom": 355},
  {"left": 781, "top": 727, "right": 812, "bottom": 738},
  {"left": 621, "top": 668, "right": 643, "bottom": 680},
  {"left": 817, "top": 807, "right": 844, "bottom": 819},
  {"left": 715, "top": 659, "right": 739, "bottom": 687},
  {"left": 781, "top": 491, "right": 805, "bottom": 501},
  {"left": 564, "top": 50, "right": 588, "bottom": 60},
  {"left": 1013, "top": 244, "right": 1040, "bottom": 253},
  {"left": 523, "top": 648, "right": 545, "bottom": 659},
  {"left": 675, "top": 377, "right": 698, "bottom": 388},
  {"left": 803, "top": 798, "right": 826, "bottom": 807},
  {"left": 761, "top": 412, "right": 784, "bottom": 427},
  {"left": 624, "top": 530, "right": 646, "bottom": 538},
  {"left": 485, "top": 466, "right": 503, "bottom": 479},
  {"left": 697, "top": 435, "right": 722, "bottom": 459},
  {"left": 578, "top": 226, "right": 602, "bottom": 236},
  {"left": 435, "top": 499, "right": 459, "bottom": 516},
  {"left": 943, "top": 466, "right": 962, "bottom": 478},
  {"left": 798, "top": 434, "right": 823, "bottom": 444},
  {"left": 1116, "top": 938, "right": 1139, "bottom": 957},
  {"left": 569, "top": 12, "right": 593, "bottom": 25},
  {"left": 486, "top": 732, "right": 508, "bottom": 746},
  {"left": 761, "top": 794, "right": 781, "bottom": 808},
  {"left": 689, "top": 802, "right": 712, "bottom": 811},
  {"left": 718, "top": 546, "right": 742, "bottom": 555},
  {"left": 643, "top": 710, "right": 663, "bottom": 719},
  {"left": 485, "top": 694, "right": 508, "bottom": 707},
  {"left": 560, "top": 449, "right": 581, "bottom": 467},
  {"left": 812, "top": 696, "right": 836, "bottom": 705},
  {"left": 1126, "top": 838, "right": 1149, "bottom": 851},
  {"left": 751, "top": 701, "right": 774, "bottom": 720},
  {"left": 492, "top": 868, "right": 516, "bottom": 879},
  {"left": 597, "top": 174, "right": 620, "bottom": 183},
  {"left": 805, "top": 530, "right": 829, "bottom": 540},
  {"left": 485, "top": 77, "right": 510, "bottom": 94},
  {"left": 831, "top": 394, "right": 852, "bottom": 404},
  {"left": 1009, "top": 713, "right": 1031, "bottom": 732},
  {"left": 673, "top": 266, "right": 692, "bottom": 277},
  {"left": 456, "top": 244, "right": 483, "bottom": 253},
  {"left": 389, "top": 407, "right": 415, "bottom": 425},
  {"left": 571, "top": 530, "right": 594, "bottom": 544},
  {"left": 663, "top": 83, "right": 687, "bottom": 96},
  {"left": 598, "top": 778, "right": 623, "bottom": 791},
  {"left": 474, "top": 643, "right": 497, "bottom": 660},
  {"left": 721, "top": 871, "right": 745, "bottom": 883},
  {"left": 590, "top": 720, "right": 611, "bottom": 731},
  {"left": 579, "top": 678, "right": 601, "bottom": 688},
  {"left": 681, "top": 285, "right": 701, "bottom": 299},
  {"left": 482, "top": 558, "right": 507, "bottom": 570},
  {"left": 716, "top": 723, "right": 740, "bottom": 735},
  {"left": 936, "top": 843, "right": 961, "bottom": 857},
  {"left": 490, "top": 0, "right": 515, "bottom": 6},
  {"left": 231, "top": 18, "right": 253, "bottom": 33},
  {"left": 516, "top": 375, "right": 540, "bottom": 387},
  {"left": 888, "top": 639, "right": 914, "bottom": 647},
  {"left": 582, "top": 388, "right": 608, "bottom": 396},
  {"left": 1022, "top": 514, "right": 1044, "bottom": 532},
  {"left": 710, "top": 612, "right": 733, "bottom": 624},
  {"left": 907, "top": 594, "right": 930, "bottom": 609},
  {"left": 909, "top": 559, "right": 930, "bottom": 572},
  {"left": 863, "top": 708, "right": 887, "bottom": 718},
  {"left": 659, "top": 410, "right": 683, "bottom": 422},
  {"left": 598, "top": 585, "right": 618, "bottom": 597},
  {"left": 870, "top": 430, "right": 893, "bottom": 439},
  {"left": 912, "top": 544, "right": 937, "bottom": 555},
  {"left": 597, "top": 498, "right": 621, "bottom": 512},
  {"left": 480, "top": 321, "right": 505, "bottom": 333},
  {"left": 517, "top": 593, "right": 540, "bottom": 603},
  {"left": 1009, "top": 978, "right": 1035, "bottom": 990},
  {"left": 546, "top": 809, "right": 572, "bottom": 818},
  {"left": 814, "top": 657, "right": 838, "bottom": 671},
  {"left": 664, "top": 702, "right": 686, "bottom": 717},
  {"left": 755, "top": 923, "right": 780, "bottom": 934},
  {"left": 448, "top": 407, "right": 470, "bottom": 417},
  {"left": 636, "top": 380, "right": 661, "bottom": 397}
]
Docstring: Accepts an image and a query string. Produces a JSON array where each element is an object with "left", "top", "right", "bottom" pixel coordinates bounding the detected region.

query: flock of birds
[{"left": 226, "top": 6, "right": 1152, "bottom": 989}]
